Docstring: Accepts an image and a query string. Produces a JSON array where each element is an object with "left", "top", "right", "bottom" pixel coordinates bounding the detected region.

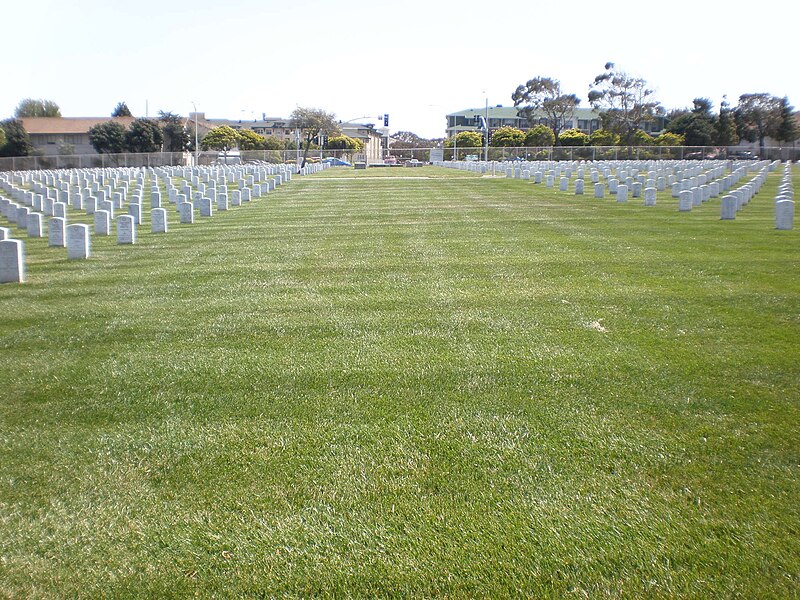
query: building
[
  {"left": 445, "top": 105, "right": 666, "bottom": 140},
  {"left": 20, "top": 117, "right": 135, "bottom": 156},
  {"left": 339, "top": 122, "right": 383, "bottom": 163},
  {"left": 189, "top": 113, "right": 384, "bottom": 162},
  {"left": 189, "top": 113, "right": 295, "bottom": 143}
]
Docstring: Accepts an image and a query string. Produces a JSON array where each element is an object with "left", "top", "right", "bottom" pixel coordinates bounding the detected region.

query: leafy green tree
[
  {"left": 629, "top": 129, "right": 654, "bottom": 146},
  {"left": 489, "top": 126, "right": 525, "bottom": 147},
  {"left": 716, "top": 97, "right": 739, "bottom": 147},
  {"left": 588, "top": 129, "right": 620, "bottom": 146},
  {"left": 327, "top": 135, "right": 364, "bottom": 152},
  {"left": 238, "top": 129, "right": 267, "bottom": 150},
  {"left": 88, "top": 121, "right": 127, "bottom": 155},
  {"left": 201, "top": 125, "right": 240, "bottom": 157},
  {"left": 735, "top": 93, "right": 785, "bottom": 151},
  {"left": 666, "top": 98, "right": 717, "bottom": 146},
  {"left": 112, "top": 102, "right": 133, "bottom": 117},
  {"left": 588, "top": 62, "right": 661, "bottom": 144},
  {"left": 512, "top": 76, "right": 581, "bottom": 141},
  {"left": 558, "top": 128, "right": 589, "bottom": 146},
  {"left": 124, "top": 118, "right": 163, "bottom": 152},
  {"left": 444, "top": 131, "right": 483, "bottom": 159},
  {"left": 0, "top": 119, "right": 34, "bottom": 156},
  {"left": 261, "top": 135, "right": 286, "bottom": 150},
  {"left": 524, "top": 124, "right": 555, "bottom": 147},
  {"left": 14, "top": 98, "right": 61, "bottom": 118},
  {"left": 289, "top": 107, "right": 340, "bottom": 167},
  {"left": 655, "top": 132, "right": 685, "bottom": 146},
  {"left": 157, "top": 111, "right": 190, "bottom": 152},
  {"left": 0, "top": 127, "right": 6, "bottom": 152},
  {"left": 775, "top": 97, "right": 799, "bottom": 143}
]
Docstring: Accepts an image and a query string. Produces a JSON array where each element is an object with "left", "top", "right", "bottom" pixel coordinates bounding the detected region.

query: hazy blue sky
[{"left": 2, "top": 0, "right": 797, "bottom": 138}]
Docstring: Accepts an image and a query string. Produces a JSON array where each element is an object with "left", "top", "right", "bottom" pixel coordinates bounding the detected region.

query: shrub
[
  {"left": 524, "top": 125, "right": 555, "bottom": 148},
  {"left": 490, "top": 126, "right": 525, "bottom": 147},
  {"left": 558, "top": 128, "right": 589, "bottom": 146},
  {"left": 588, "top": 129, "right": 620, "bottom": 147}
]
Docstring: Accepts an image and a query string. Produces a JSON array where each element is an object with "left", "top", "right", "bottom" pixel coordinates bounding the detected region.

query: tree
[
  {"left": 157, "top": 111, "right": 190, "bottom": 152},
  {"left": 112, "top": 102, "right": 133, "bottom": 117},
  {"left": 261, "top": 135, "right": 286, "bottom": 150},
  {"left": 512, "top": 76, "right": 580, "bottom": 142},
  {"left": 655, "top": 132, "right": 685, "bottom": 146},
  {"left": 716, "top": 97, "right": 739, "bottom": 147},
  {"left": 238, "top": 129, "right": 267, "bottom": 150},
  {"left": 124, "top": 118, "right": 163, "bottom": 152},
  {"left": 558, "top": 129, "right": 589, "bottom": 146},
  {"left": 0, "top": 119, "right": 34, "bottom": 156},
  {"left": 14, "top": 98, "right": 61, "bottom": 118},
  {"left": 588, "top": 129, "right": 620, "bottom": 146},
  {"left": 201, "top": 125, "right": 240, "bottom": 157},
  {"left": 666, "top": 98, "right": 717, "bottom": 146},
  {"left": 735, "top": 93, "right": 785, "bottom": 151},
  {"left": 774, "top": 97, "right": 799, "bottom": 143},
  {"left": 524, "top": 124, "right": 555, "bottom": 147},
  {"left": 489, "top": 126, "right": 525, "bottom": 147},
  {"left": 289, "top": 107, "right": 340, "bottom": 167},
  {"left": 629, "top": 129, "right": 654, "bottom": 146},
  {"left": 88, "top": 121, "right": 127, "bottom": 155},
  {"left": 588, "top": 62, "right": 661, "bottom": 144},
  {"left": 327, "top": 135, "right": 364, "bottom": 152},
  {"left": 444, "top": 131, "right": 483, "bottom": 159},
  {"left": 0, "top": 127, "right": 6, "bottom": 152}
]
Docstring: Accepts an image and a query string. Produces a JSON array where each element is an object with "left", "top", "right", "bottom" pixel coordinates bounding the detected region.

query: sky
[{"left": 2, "top": 0, "right": 798, "bottom": 139}]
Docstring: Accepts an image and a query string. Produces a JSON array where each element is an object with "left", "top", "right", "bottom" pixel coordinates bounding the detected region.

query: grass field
[{"left": 1, "top": 165, "right": 798, "bottom": 597}]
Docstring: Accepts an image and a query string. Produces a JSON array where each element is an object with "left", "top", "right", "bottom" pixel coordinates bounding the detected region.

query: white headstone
[
  {"left": 0, "top": 239, "right": 24, "bottom": 283},
  {"left": 16, "top": 206, "right": 29, "bottom": 229},
  {"left": 776, "top": 199, "right": 794, "bottom": 230},
  {"left": 48, "top": 217, "right": 66, "bottom": 247},
  {"left": 616, "top": 185, "right": 628, "bottom": 203},
  {"left": 27, "top": 212, "right": 44, "bottom": 237},
  {"left": 128, "top": 203, "right": 142, "bottom": 225},
  {"left": 678, "top": 190, "right": 693, "bottom": 212},
  {"left": 594, "top": 183, "right": 604, "bottom": 198},
  {"left": 0, "top": 226, "right": 9, "bottom": 241},
  {"left": 67, "top": 224, "right": 90, "bottom": 259},
  {"left": 179, "top": 202, "right": 194, "bottom": 224},
  {"left": 199, "top": 197, "right": 213, "bottom": 217},
  {"left": 100, "top": 200, "right": 114, "bottom": 220},
  {"left": 575, "top": 179, "right": 584, "bottom": 195},
  {"left": 151, "top": 208, "right": 168, "bottom": 233},
  {"left": 117, "top": 215, "right": 135, "bottom": 244},
  {"left": 94, "top": 210, "right": 111, "bottom": 235},
  {"left": 644, "top": 187, "right": 657, "bottom": 206},
  {"left": 720, "top": 195, "right": 737, "bottom": 220}
]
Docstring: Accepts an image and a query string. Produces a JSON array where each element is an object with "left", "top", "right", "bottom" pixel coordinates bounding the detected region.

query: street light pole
[
  {"left": 191, "top": 101, "right": 199, "bottom": 168},
  {"left": 484, "top": 96, "right": 489, "bottom": 162}
]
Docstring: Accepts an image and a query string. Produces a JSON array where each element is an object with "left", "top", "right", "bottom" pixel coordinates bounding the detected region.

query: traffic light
[{"left": 383, "top": 114, "right": 389, "bottom": 127}]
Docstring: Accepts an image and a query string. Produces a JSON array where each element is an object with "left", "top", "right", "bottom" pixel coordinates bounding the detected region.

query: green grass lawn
[{"left": 1, "top": 165, "right": 798, "bottom": 598}]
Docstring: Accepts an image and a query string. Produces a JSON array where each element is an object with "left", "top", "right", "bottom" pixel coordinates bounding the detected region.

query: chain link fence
[{"left": 2, "top": 146, "right": 797, "bottom": 172}]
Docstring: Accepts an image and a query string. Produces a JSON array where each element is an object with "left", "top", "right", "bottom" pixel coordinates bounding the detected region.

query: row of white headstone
[
  {"left": 775, "top": 164, "right": 794, "bottom": 230},
  {"left": 439, "top": 158, "right": 793, "bottom": 222},
  {"left": 0, "top": 162, "right": 327, "bottom": 283}
]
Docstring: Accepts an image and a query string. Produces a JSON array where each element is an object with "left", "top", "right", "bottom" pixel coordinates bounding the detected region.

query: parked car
[
  {"left": 729, "top": 150, "right": 758, "bottom": 160},
  {"left": 322, "top": 157, "right": 352, "bottom": 166},
  {"left": 384, "top": 155, "right": 398, "bottom": 164}
]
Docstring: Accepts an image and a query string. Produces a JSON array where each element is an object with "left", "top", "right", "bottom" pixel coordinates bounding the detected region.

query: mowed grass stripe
[{"left": 0, "top": 166, "right": 798, "bottom": 597}]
